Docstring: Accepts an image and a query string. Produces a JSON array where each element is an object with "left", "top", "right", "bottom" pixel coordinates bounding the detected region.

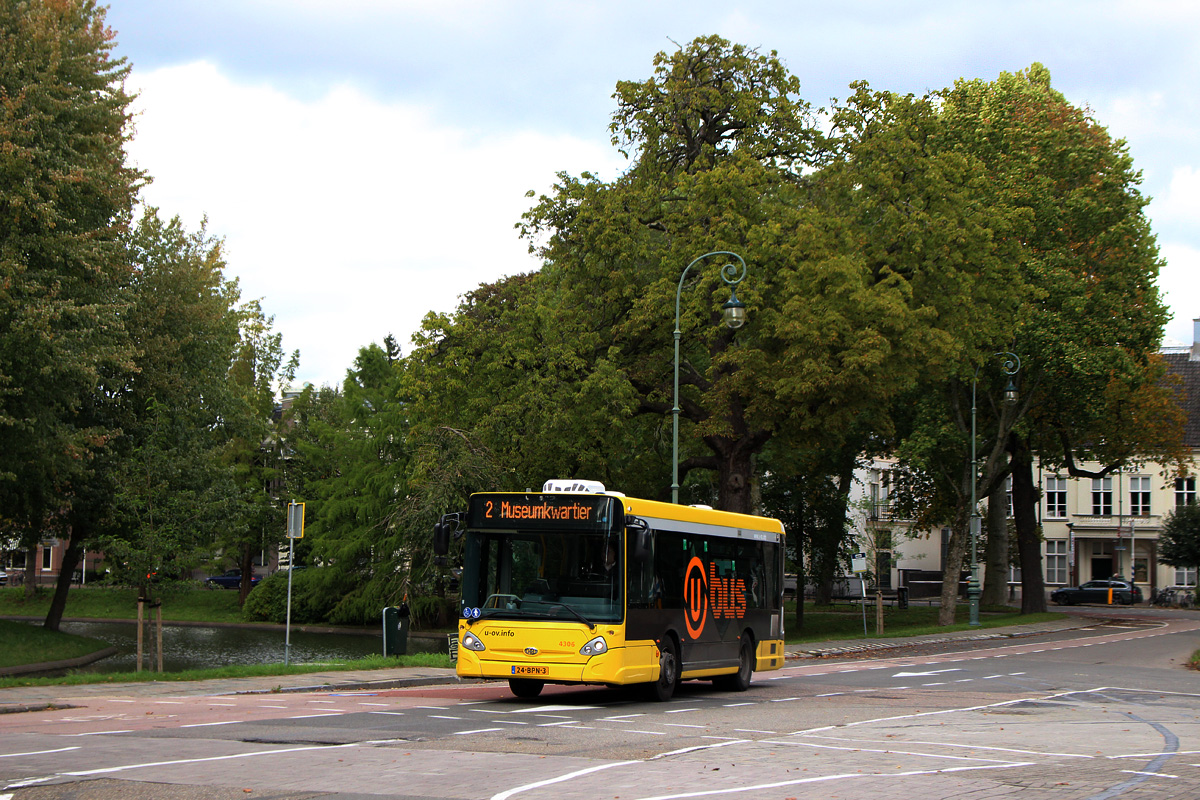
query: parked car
[
  {"left": 1051, "top": 579, "right": 1142, "bottom": 606},
  {"left": 204, "top": 568, "right": 262, "bottom": 590}
]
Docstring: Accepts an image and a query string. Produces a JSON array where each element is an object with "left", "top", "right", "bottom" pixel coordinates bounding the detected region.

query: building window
[
  {"left": 1005, "top": 476, "right": 1013, "bottom": 518},
  {"left": 1177, "top": 477, "right": 1197, "bottom": 507},
  {"left": 1045, "top": 476, "right": 1067, "bottom": 518},
  {"left": 41, "top": 547, "right": 52, "bottom": 571},
  {"left": 1174, "top": 567, "right": 1197, "bottom": 587},
  {"left": 1129, "top": 476, "right": 1151, "bottom": 517},
  {"left": 1046, "top": 540, "right": 1068, "bottom": 585},
  {"left": 1092, "top": 477, "right": 1113, "bottom": 516},
  {"left": 1133, "top": 557, "right": 1148, "bottom": 583}
]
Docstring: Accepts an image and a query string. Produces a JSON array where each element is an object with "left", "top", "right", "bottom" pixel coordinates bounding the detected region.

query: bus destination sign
[{"left": 468, "top": 494, "right": 617, "bottom": 531}]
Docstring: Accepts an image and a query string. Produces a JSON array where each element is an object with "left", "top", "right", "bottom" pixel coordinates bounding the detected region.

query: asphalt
[{"left": 0, "top": 616, "right": 1092, "bottom": 713}]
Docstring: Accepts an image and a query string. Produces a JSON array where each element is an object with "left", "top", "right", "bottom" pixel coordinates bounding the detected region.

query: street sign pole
[
  {"left": 852, "top": 552, "right": 869, "bottom": 637},
  {"left": 285, "top": 502, "right": 305, "bottom": 665}
]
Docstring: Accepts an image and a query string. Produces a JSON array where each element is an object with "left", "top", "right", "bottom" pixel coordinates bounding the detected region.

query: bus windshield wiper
[{"left": 521, "top": 599, "right": 595, "bottom": 629}]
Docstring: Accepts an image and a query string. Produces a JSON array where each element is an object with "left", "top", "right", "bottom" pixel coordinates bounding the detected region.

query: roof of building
[{"left": 1162, "top": 350, "right": 1200, "bottom": 448}]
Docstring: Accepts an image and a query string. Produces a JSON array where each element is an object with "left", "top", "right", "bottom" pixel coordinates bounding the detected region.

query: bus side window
[{"left": 627, "top": 532, "right": 654, "bottom": 608}]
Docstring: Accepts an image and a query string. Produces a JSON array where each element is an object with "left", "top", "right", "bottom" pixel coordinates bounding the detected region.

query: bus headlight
[
  {"left": 462, "top": 632, "right": 486, "bottom": 652},
  {"left": 579, "top": 636, "right": 608, "bottom": 656}
]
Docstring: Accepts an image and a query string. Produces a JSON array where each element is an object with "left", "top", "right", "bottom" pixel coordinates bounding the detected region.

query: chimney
[{"left": 1193, "top": 318, "right": 1200, "bottom": 362}]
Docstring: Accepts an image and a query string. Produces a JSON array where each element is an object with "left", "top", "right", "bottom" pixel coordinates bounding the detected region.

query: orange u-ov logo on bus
[
  {"left": 684, "top": 557, "right": 708, "bottom": 638},
  {"left": 683, "top": 556, "right": 749, "bottom": 639}
]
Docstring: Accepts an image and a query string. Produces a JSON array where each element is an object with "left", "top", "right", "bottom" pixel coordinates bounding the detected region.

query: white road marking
[
  {"left": 522, "top": 705, "right": 600, "bottom": 713},
  {"left": 0, "top": 748, "right": 80, "bottom": 758},
  {"left": 490, "top": 760, "right": 640, "bottom": 800}
]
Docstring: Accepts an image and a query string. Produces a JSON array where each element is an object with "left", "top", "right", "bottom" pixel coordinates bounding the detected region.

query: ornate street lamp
[
  {"left": 672, "top": 252, "right": 748, "bottom": 504},
  {"left": 969, "top": 351, "right": 1021, "bottom": 625}
]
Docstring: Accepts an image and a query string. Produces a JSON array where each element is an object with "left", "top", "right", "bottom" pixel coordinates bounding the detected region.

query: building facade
[{"left": 849, "top": 320, "right": 1200, "bottom": 602}]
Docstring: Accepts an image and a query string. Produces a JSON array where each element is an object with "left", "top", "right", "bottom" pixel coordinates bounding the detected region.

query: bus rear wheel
[
  {"left": 649, "top": 637, "right": 680, "bottom": 702},
  {"left": 714, "top": 636, "right": 753, "bottom": 692},
  {"left": 509, "top": 678, "right": 544, "bottom": 698}
]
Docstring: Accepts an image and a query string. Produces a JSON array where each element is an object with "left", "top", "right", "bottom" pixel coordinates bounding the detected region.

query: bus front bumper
[{"left": 457, "top": 641, "right": 660, "bottom": 685}]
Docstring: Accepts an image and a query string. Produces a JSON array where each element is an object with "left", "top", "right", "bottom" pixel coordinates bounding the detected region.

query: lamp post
[
  {"left": 969, "top": 351, "right": 1020, "bottom": 626},
  {"left": 672, "top": 251, "right": 748, "bottom": 504}
]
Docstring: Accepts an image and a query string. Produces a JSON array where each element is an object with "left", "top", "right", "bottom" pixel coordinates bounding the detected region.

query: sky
[{"left": 103, "top": 0, "right": 1200, "bottom": 389}]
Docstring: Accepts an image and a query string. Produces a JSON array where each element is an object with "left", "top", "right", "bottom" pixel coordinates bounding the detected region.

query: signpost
[
  {"left": 852, "top": 552, "right": 869, "bottom": 637},
  {"left": 285, "top": 502, "right": 304, "bottom": 665}
]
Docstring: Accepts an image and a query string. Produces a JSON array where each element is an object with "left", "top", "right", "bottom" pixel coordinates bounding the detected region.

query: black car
[
  {"left": 1051, "top": 579, "right": 1142, "bottom": 606},
  {"left": 204, "top": 568, "right": 262, "bottom": 590}
]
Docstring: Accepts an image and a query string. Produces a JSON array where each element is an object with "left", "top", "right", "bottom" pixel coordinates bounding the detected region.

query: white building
[{"left": 849, "top": 320, "right": 1200, "bottom": 602}]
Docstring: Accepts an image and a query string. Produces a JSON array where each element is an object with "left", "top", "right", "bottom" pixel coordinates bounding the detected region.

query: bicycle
[{"left": 1152, "top": 587, "right": 1176, "bottom": 607}]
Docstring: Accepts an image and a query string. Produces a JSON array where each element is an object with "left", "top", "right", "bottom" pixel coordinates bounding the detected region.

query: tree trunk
[
  {"left": 938, "top": 510, "right": 969, "bottom": 626},
  {"left": 1009, "top": 432, "right": 1047, "bottom": 613},
  {"left": 44, "top": 534, "right": 84, "bottom": 632},
  {"left": 23, "top": 544, "right": 37, "bottom": 599},
  {"left": 981, "top": 491, "right": 1009, "bottom": 606},
  {"left": 238, "top": 544, "right": 256, "bottom": 606},
  {"left": 718, "top": 445, "right": 755, "bottom": 514}
]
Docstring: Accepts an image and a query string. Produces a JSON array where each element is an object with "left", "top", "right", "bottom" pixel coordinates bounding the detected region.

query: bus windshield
[{"left": 462, "top": 529, "right": 623, "bottom": 624}]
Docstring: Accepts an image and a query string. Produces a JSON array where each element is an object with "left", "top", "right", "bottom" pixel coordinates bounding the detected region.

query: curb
[
  {"left": 236, "top": 674, "right": 464, "bottom": 694},
  {"left": 787, "top": 619, "right": 1096, "bottom": 659}
]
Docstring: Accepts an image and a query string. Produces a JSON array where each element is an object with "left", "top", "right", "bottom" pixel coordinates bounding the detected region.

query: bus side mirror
[
  {"left": 632, "top": 529, "right": 652, "bottom": 563},
  {"left": 433, "top": 523, "right": 450, "bottom": 556}
]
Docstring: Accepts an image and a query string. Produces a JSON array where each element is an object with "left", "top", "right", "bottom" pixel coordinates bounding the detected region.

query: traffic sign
[{"left": 287, "top": 502, "right": 305, "bottom": 539}]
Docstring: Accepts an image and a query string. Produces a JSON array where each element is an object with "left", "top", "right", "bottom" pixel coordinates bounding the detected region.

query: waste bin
[
  {"left": 896, "top": 586, "right": 909, "bottom": 610},
  {"left": 382, "top": 604, "right": 410, "bottom": 656}
]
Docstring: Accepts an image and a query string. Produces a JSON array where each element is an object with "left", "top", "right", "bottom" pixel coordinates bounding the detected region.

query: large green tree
[
  {"left": 292, "top": 341, "right": 412, "bottom": 623},
  {"left": 945, "top": 65, "right": 1182, "bottom": 617},
  {"left": 41, "top": 210, "right": 243, "bottom": 629},
  {"left": 406, "top": 273, "right": 649, "bottom": 495},
  {"left": 520, "top": 37, "right": 1002, "bottom": 522},
  {"left": 0, "top": 0, "right": 141, "bottom": 602},
  {"left": 218, "top": 301, "right": 298, "bottom": 605}
]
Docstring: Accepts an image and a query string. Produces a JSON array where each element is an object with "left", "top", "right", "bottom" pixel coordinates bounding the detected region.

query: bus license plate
[{"left": 512, "top": 665, "right": 548, "bottom": 676}]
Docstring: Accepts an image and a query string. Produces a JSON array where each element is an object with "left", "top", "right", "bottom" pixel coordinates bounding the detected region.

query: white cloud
[
  {"left": 127, "top": 62, "right": 622, "bottom": 387},
  {"left": 1157, "top": 166, "right": 1200, "bottom": 222},
  {"left": 1159, "top": 242, "right": 1200, "bottom": 343}
]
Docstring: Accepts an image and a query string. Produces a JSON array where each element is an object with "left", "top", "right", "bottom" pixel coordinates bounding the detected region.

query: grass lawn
[
  {"left": 0, "top": 619, "right": 111, "bottom": 669},
  {"left": 0, "top": 585, "right": 245, "bottom": 623}
]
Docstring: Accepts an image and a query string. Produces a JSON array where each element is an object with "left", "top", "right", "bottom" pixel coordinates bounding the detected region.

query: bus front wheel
[
  {"left": 509, "top": 678, "right": 544, "bottom": 699},
  {"left": 649, "top": 637, "right": 680, "bottom": 702}
]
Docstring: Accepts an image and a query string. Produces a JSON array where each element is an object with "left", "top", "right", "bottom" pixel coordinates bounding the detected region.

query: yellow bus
[{"left": 434, "top": 480, "right": 787, "bottom": 700}]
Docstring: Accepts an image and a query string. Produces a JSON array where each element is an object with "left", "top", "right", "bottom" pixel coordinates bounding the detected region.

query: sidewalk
[{"left": 0, "top": 616, "right": 1094, "bottom": 713}]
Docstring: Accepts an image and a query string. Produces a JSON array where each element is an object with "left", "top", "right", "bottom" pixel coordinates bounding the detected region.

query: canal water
[{"left": 58, "top": 620, "right": 446, "bottom": 674}]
